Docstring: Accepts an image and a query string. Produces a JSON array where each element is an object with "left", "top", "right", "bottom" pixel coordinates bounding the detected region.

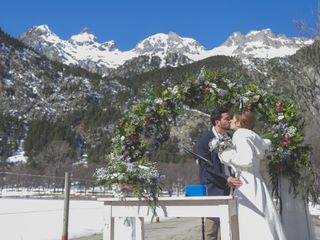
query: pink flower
[
  {"left": 219, "top": 90, "right": 226, "bottom": 97},
  {"left": 130, "top": 133, "right": 138, "bottom": 141},
  {"left": 282, "top": 134, "right": 291, "bottom": 146},
  {"left": 117, "top": 118, "right": 124, "bottom": 125},
  {"left": 123, "top": 149, "right": 129, "bottom": 156},
  {"left": 203, "top": 85, "right": 210, "bottom": 93},
  {"left": 276, "top": 101, "right": 284, "bottom": 112}
]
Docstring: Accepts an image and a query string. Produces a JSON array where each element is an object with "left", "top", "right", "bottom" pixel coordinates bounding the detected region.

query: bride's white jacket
[
  {"left": 219, "top": 128, "right": 287, "bottom": 240},
  {"left": 220, "top": 128, "right": 271, "bottom": 173}
]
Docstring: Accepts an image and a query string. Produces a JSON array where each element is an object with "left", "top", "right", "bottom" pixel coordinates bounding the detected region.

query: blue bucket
[{"left": 185, "top": 184, "right": 206, "bottom": 196}]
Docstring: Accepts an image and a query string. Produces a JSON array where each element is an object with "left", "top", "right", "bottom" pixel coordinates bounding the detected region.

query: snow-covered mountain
[
  {"left": 19, "top": 25, "right": 313, "bottom": 76},
  {"left": 206, "top": 29, "right": 314, "bottom": 59},
  {"left": 134, "top": 32, "right": 205, "bottom": 58}
]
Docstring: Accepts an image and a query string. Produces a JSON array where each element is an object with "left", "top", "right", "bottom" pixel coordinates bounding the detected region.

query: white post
[
  {"left": 219, "top": 205, "right": 232, "bottom": 240},
  {"left": 61, "top": 172, "right": 70, "bottom": 240},
  {"left": 103, "top": 205, "right": 114, "bottom": 240},
  {"left": 135, "top": 217, "right": 144, "bottom": 240}
]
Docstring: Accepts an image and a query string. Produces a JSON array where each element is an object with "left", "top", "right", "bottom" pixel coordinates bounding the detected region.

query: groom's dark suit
[
  {"left": 196, "top": 129, "right": 230, "bottom": 197},
  {"left": 197, "top": 129, "right": 231, "bottom": 240}
]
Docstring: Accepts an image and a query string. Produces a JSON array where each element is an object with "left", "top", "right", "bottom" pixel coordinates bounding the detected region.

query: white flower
[
  {"left": 169, "top": 86, "right": 179, "bottom": 95},
  {"left": 277, "top": 147, "right": 284, "bottom": 153},
  {"left": 278, "top": 115, "right": 285, "bottom": 120},
  {"left": 95, "top": 168, "right": 108, "bottom": 179},
  {"left": 111, "top": 173, "right": 120, "bottom": 179},
  {"left": 252, "top": 95, "right": 260, "bottom": 103},
  {"left": 154, "top": 98, "right": 164, "bottom": 105},
  {"left": 228, "top": 82, "right": 236, "bottom": 88},
  {"left": 209, "top": 138, "right": 219, "bottom": 152},
  {"left": 209, "top": 83, "right": 217, "bottom": 89},
  {"left": 244, "top": 91, "right": 253, "bottom": 96},
  {"left": 242, "top": 96, "right": 250, "bottom": 104},
  {"left": 138, "top": 165, "right": 150, "bottom": 170},
  {"left": 120, "top": 136, "right": 125, "bottom": 141},
  {"left": 287, "top": 126, "right": 297, "bottom": 137}
]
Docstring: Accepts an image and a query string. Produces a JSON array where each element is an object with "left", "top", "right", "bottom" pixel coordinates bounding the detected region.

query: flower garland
[{"left": 95, "top": 67, "right": 318, "bottom": 203}]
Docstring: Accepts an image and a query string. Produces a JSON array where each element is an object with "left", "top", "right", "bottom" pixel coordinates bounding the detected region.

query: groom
[{"left": 196, "top": 106, "right": 242, "bottom": 240}]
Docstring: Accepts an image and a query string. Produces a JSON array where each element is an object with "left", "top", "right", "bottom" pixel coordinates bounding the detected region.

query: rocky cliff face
[{"left": 0, "top": 29, "right": 129, "bottom": 121}]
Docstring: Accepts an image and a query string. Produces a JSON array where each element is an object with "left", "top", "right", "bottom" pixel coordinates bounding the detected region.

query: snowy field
[
  {"left": 0, "top": 188, "right": 157, "bottom": 240},
  {"left": 0, "top": 198, "right": 106, "bottom": 240},
  {"left": 1, "top": 193, "right": 320, "bottom": 240}
]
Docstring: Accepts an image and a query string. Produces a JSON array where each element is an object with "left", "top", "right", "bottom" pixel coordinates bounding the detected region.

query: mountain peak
[
  {"left": 101, "top": 40, "right": 118, "bottom": 51},
  {"left": 20, "top": 24, "right": 57, "bottom": 38},
  {"left": 168, "top": 31, "right": 180, "bottom": 40},
  {"left": 248, "top": 28, "right": 273, "bottom": 36},
  {"left": 222, "top": 29, "right": 283, "bottom": 48},
  {"left": 80, "top": 27, "right": 93, "bottom": 35},
  {"left": 33, "top": 24, "right": 52, "bottom": 33},
  {"left": 223, "top": 32, "right": 245, "bottom": 47},
  {"left": 19, "top": 24, "right": 61, "bottom": 47},
  {"left": 135, "top": 32, "right": 205, "bottom": 55},
  {"left": 217, "top": 28, "right": 313, "bottom": 59},
  {"left": 69, "top": 28, "right": 97, "bottom": 45}
]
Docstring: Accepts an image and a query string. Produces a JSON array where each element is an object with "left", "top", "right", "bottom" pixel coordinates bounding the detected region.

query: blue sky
[{"left": 0, "top": 0, "right": 317, "bottom": 50}]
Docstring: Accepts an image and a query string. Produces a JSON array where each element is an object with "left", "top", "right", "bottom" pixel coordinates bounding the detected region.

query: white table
[{"left": 98, "top": 196, "right": 239, "bottom": 240}]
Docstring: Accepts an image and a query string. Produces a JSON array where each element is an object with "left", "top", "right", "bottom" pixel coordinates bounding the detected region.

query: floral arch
[{"left": 96, "top": 68, "right": 318, "bottom": 203}]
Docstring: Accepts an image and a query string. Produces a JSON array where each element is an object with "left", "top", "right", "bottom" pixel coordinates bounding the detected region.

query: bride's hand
[{"left": 227, "top": 177, "right": 242, "bottom": 188}]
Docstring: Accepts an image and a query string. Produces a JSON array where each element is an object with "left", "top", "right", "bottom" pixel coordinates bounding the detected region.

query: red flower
[
  {"left": 282, "top": 134, "right": 291, "bottom": 146},
  {"left": 203, "top": 85, "right": 210, "bottom": 93},
  {"left": 276, "top": 101, "right": 284, "bottom": 112}
]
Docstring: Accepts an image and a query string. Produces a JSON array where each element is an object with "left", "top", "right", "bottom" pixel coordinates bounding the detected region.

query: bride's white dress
[{"left": 220, "top": 128, "right": 287, "bottom": 240}]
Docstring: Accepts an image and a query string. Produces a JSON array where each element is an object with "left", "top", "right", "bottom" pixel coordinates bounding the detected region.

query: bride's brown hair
[{"left": 234, "top": 111, "right": 255, "bottom": 130}]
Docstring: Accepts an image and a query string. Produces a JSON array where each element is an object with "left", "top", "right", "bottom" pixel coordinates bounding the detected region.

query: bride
[{"left": 219, "top": 111, "right": 287, "bottom": 240}]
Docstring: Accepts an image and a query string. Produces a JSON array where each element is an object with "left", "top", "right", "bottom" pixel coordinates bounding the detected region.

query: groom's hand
[{"left": 227, "top": 177, "right": 242, "bottom": 188}]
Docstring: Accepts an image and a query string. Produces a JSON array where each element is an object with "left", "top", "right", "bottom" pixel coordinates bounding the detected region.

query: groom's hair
[{"left": 210, "top": 106, "right": 229, "bottom": 126}]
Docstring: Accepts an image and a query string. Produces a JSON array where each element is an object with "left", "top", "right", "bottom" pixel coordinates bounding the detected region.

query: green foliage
[
  {"left": 51, "top": 60, "right": 104, "bottom": 85},
  {"left": 152, "top": 137, "right": 187, "bottom": 164},
  {"left": 24, "top": 119, "right": 79, "bottom": 167},
  {"left": 0, "top": 114, "right": 24, "bottom": 162},
  {"left": 119, "top": 55, "right": 245, "bottom": 99}
]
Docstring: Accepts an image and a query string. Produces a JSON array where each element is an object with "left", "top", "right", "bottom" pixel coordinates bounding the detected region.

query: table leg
[
  {"left": 135, "top": 217, "right": 144, "bottom": 240},
  {"left": 103, "top": 205, "right": 114, "bottom": 240},
  {"left": 220, "top": 205, "right": 231, "bottom": 240},
  {"left": 229, "top": 199, "right": 239, "bottom": 240}
]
